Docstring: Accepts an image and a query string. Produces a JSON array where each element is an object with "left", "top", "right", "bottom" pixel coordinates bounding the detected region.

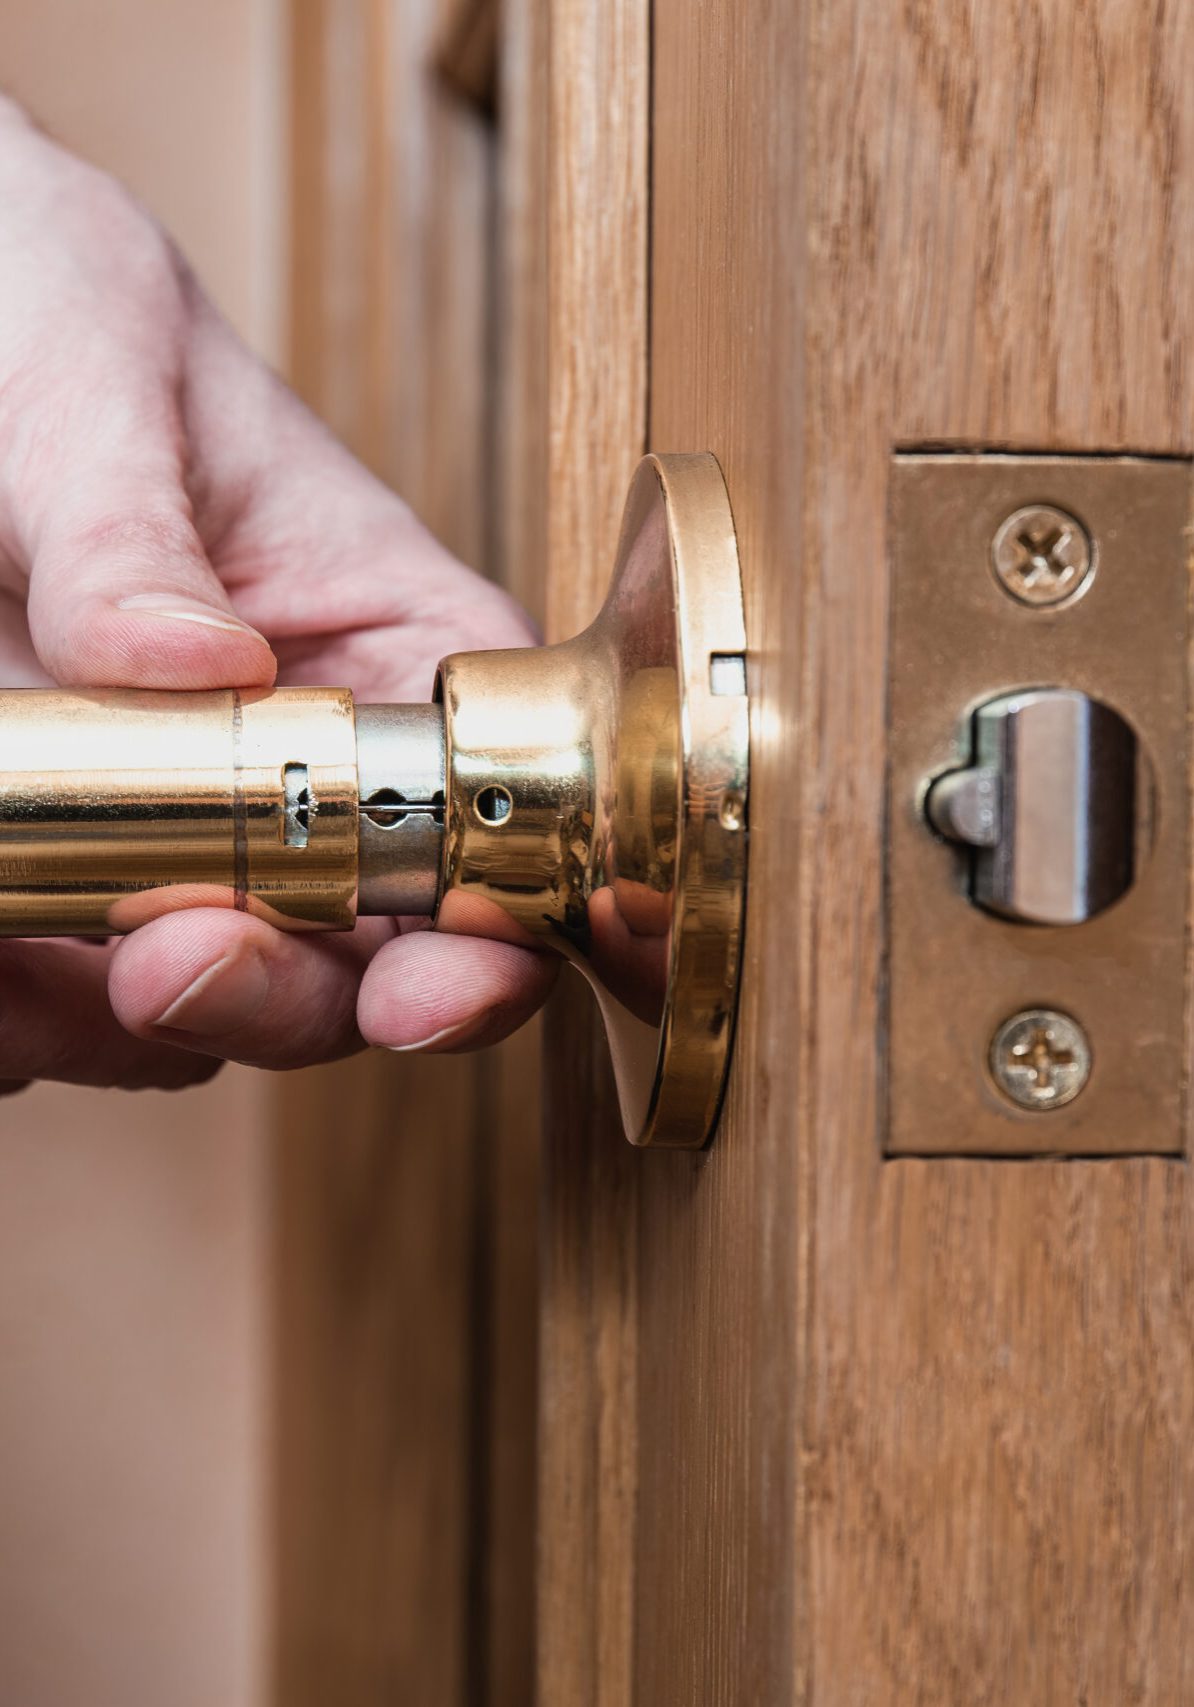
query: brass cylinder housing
[
  {"left": 0, "top": 456, "right": 748, "bottom": 1151},
  {"left": 0, "top": 686, "right": 360, "bottom": 934}
]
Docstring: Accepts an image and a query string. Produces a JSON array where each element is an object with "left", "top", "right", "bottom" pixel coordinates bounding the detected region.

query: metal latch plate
[{"left": 885, "top": 455, "right": 1192, "bottom": 1157}]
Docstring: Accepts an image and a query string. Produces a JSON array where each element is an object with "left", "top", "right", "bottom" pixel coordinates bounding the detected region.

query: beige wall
[
  {"left": 0, "top": 0, "right": 286, "bottom": 362},
  {"left": 0, "top": 5, "right": 283, "bottom": 1704},
  {"left": 0, "top": 1079, "right": 269, "bottom": 1707}
]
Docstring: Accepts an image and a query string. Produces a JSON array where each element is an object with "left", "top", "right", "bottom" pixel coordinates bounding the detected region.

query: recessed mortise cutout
[
  {"left": 924, "top": 688, "right": 1144, "bottom": 927},
  {"left": 709, "top": 651, "right": 747, "bottom": 695}
]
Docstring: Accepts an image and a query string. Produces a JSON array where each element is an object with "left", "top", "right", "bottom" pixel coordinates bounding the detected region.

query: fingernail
[
  {"left": 153, "top": 945, "right": 270, "bottom": 1035},
  {"left": 387, "top": 1022, "right": 471, "bottom": 1055},
  {"left": 117, "top": 592, "right": 267, "bottom": 640}
]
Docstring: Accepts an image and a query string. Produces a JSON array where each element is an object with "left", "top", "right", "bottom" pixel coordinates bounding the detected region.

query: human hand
[{"left": 0, "top": 97, "right": 555, "bottom": 1091}]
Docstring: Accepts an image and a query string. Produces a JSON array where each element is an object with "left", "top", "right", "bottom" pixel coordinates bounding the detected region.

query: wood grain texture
[
  {"left": 802, "top": 3, "right": 1194, "bottom": 1699},
  {"left": 536, "top": 2, "right": 650, "bottom": 1704},
  {"left": 279, "top": 11, "right": 487, "bottom": 1696},
  {"left": 288, "top": 0, "right": 394, "bottom": 475},
  {"left": 643, "top": 0, "right": 1194, "bottom": 1701},
  {"left": 476, "top": 8, "right": 552, "bottom": 1693},
  {"left": 273, "top": 1052, "right": 478, "bottom": 1705},
  {"left": 640, "top": 6, "right": 806, "bottom": 1702},
  {"left": 544, "top": 0, "right": 650, "bottom": 638},
  {"left": 496, "top": 0, "right": 548, "bottom": 629},
  {"left": 277, "top": 2, "right": 540, "bottom": 1699}
]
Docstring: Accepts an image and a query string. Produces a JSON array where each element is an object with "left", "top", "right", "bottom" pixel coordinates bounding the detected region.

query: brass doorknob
[{"left": 0, "top": 454, "right": 750, "bottom": 1147}]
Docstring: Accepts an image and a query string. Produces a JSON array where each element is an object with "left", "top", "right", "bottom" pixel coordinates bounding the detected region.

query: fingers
[
  {"left": 358, "top": 928, "right": 557, "bottom": 1053},
  {"left": 0, "top": 130, "right": 275, "bottom": 690},
  {"left": 21, "top": 427, "right": 276, "bottom": 690},
  {"left": 180, "top": 307, "right": 537, "bottom": 697},
  {"left": 108, "top": 908, "right": 392, "bottom": 1069},
  {"left": 0, "top": 939, "right": 216, "bottom": 1089},
  {"left": 111, "top": 909, "right": 556, "bottom": 1066},
  {"left": 29, "top": 516, "right": 276, "bottom": 690}
]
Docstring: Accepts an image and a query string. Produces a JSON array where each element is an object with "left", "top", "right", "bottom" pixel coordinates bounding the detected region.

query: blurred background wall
[
  {"left": 0, "top": 2, "right": 541, "bottom": 1704},
  {"left": 0, "top": 4, "right": 283, "bottom": 1705}
]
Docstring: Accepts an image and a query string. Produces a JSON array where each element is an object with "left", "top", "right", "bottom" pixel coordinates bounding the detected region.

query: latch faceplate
[{"left": 885, "top": 455, "right": 1192, "bottom": 1157}]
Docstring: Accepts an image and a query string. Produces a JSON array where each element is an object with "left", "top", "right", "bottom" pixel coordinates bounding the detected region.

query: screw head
[
  {"left": 989, "top": 1008, "right": 1091, "bottom": 1111},
  {"left": 991, "top": 505, "right": 1094, "bottom": 607}
]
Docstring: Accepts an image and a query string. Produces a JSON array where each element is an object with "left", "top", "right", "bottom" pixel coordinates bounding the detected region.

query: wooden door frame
[
  {"left": 537, "top": 2, "right": 650, "bottom": 1699},
  {"left": 537, "top": 2, "right": 1194, "bottom": 1703}
]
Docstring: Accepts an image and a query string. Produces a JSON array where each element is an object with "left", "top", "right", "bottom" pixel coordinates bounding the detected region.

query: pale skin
[{"left": 0, "top": 97, "right": 555, "bottom": 1093}]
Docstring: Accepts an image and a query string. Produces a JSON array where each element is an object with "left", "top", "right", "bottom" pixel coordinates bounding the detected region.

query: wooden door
[{"left": 537, "top": 4, "right": 1194, "bottom": 1702}]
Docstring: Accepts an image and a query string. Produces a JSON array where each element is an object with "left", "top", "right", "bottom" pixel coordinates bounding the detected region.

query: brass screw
[
  {"left": 989, "top": 1008, "right": 1091, "bottom": 1111},
  {"left": 991, "top": 505, "right": 1094, "bottom": 607}
]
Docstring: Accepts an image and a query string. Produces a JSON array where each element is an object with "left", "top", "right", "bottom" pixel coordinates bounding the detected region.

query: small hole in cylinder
[{"left": 474, "top": 785, "right": 513, "bottom": 825}]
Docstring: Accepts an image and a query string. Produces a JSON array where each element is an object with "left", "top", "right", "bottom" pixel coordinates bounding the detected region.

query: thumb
[{"left": 17, "top": 383, "right": 275, "bottom": 690}]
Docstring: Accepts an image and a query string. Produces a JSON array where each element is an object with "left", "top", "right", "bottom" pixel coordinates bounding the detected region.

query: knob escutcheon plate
[{"left": 436, "top": 454, "right": 750, "bottom": 1148}]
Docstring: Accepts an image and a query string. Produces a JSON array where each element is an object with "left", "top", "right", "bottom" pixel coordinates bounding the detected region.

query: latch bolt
[{"left": 925, "top": 688, "right": 1138, "bottom": 928}]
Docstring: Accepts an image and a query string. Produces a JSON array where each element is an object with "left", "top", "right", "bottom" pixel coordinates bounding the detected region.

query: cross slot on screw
[
  {"left": 989, "top": 1008, "right": 1092, "bottom": 1111},
  {"left": 991, "top": 505, "right": 1095, "bottom": 608}
]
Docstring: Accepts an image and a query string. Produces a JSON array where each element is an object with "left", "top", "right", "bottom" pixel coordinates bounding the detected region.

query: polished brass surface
[
  {"left": 0, "top": 456, "right": 749, "bottom": 1147},
  {"left": 437, "top": 452, "right": 749, "bottom": 1147},
  {"left": 887, "top": 455, "right": 1191, "bottom": 1157},
  {"left": 0, "top": 686, "right": 359, "bottom": 934}
]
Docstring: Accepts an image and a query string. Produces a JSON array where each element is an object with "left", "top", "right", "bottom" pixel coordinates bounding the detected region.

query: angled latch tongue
[{"left": 925, "top": 688, "right": 1137, "bottom": 926}]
